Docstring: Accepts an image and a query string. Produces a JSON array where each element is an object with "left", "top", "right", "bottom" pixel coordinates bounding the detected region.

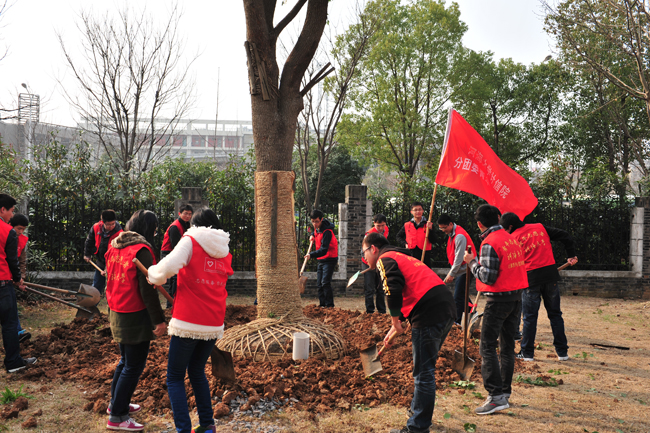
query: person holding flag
[{"left": 396, "top": 202, "right": 438, "bottom": 268}]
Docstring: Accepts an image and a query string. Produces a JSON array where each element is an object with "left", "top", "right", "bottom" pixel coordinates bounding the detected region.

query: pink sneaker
[
  {"left": 107, "top": 404, "right": 142, "bottom": 415},
  {"left": 106, "top": 418, "right": 144, "bottom": 431}
]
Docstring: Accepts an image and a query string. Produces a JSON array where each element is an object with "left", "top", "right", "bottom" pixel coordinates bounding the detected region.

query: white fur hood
[{"left": 184, "top": 226, "right": 230, "bottom": 258}]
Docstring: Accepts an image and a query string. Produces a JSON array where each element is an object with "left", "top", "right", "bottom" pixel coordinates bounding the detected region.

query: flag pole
[{"left": 421, "top": 108, "right": 454, "bottom": 263}]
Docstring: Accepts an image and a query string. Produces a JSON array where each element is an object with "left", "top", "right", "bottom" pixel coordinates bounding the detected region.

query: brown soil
[{"left": 4, "top": 304, "right": 499, "bottom": 414}]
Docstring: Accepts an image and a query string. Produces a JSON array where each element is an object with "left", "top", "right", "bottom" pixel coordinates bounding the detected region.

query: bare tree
[
  {"left": 295, "top": 3, "right": 377, "bottom": 213},
  {"left": 58, "top": 4, "right": 195, "bottom": 185}
]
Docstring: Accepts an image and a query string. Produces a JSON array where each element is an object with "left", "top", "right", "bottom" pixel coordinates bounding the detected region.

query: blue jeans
[
  {"left": 520, "top": 282, "right": 568, "bottom": 358},
  {"left": 109, "top": 341, "right": 150, "bottom": 422},
  {"left": 316, "top": 259, "right": 336, "bottom": 307},
  {"left": 453, "top": 272, "right": 468, "bottom": 323},
  {"left": 408, "top": 319, "right": 453, "bottom": 432},
  {"left": 362, "top": 263, "right": 385, "bottom": 314},
  {"left": 93, "top": 269, "right": 106, "bottom": 295},
  {"left": 167, "top": 336, "right": 216, "bottom": 433},
  {"left": 0, "top": 282, "right": 23, "bottom": 370},
  {"left": 480, "top": 299, "right": 520, "bottom": 396}
]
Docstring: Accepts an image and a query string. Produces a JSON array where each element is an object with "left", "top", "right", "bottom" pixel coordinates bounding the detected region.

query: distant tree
[
  {"left": 294, "top": 146, "right": 365, "bottom": 209},
  {"left": 58, "top": 4, "right": 195, "bottom": 187},
  {"left": 295, "top": 2, "right": 377, "bottom": 212},
  {"left": 337, "top": 0, "right": 466, "bottom": 200}
]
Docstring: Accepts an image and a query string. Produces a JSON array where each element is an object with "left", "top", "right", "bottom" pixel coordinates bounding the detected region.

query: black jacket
[
  {"left": 377, "top": 245, "right": 456, "bottom": 327},
  {"left": 84, "top": 222, "right": 123, "bottom": 266},
  {"left": 310, "top": 219, "right": 338, "bottom": 261}
]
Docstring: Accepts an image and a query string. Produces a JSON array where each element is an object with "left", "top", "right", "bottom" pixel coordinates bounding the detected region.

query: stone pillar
[
  {"left": 344, "top": 185, "right": 368, "bottom": 295},
  {"left": 637, "top": 197, "right": 650, "bottom": 298},
  {"left": 630, "top": 198, "right": 644, "bottom": 276}
]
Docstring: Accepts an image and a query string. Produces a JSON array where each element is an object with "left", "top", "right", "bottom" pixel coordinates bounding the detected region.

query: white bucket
[{"left": 292, "top": 332, "right": 310, "bottom": 360}]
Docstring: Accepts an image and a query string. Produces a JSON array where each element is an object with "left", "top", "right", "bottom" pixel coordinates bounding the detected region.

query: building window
[{"left": 192, "top": 135, "right": 204, "bottom": 147}]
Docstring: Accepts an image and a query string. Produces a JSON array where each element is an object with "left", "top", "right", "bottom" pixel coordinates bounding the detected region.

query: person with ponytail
[
  {"left": 148, "top": 207, "right": 233, "bottom": 433},
  {"left": 105, "top": 210, "right": 166, "bottom": 432}
]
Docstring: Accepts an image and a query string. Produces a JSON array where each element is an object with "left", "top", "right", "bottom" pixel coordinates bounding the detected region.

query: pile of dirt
[{"left": 5, "top": 304, "right": 527, "bottom": 414}]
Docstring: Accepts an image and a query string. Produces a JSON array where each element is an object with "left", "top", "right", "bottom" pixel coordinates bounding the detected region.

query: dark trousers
[
  {"left": 167, "top": 336, "right": 216, "bottom": 433},
  {"left": 480, "top": 299, "right": 521, "bottom": 397},
  {"left": 93, "top": 269, "right": 106, "bottom": 296},
  {"left": 109, "top": 341, "right": 150, "bottom": 422},
  {"left": 408, "top": 319, "right": 453, "bottom": 432},
  {"left": 520, "top": 282, "right": 568, "bottom": 358},
  {"left": 409, "top": 248, "right": 432, "bottom": 268},
  {"left": 166, "top": 275, "right": 177, "bottom": 308},
  {"left": 362, "top": 263, "right": 385, "bottom": 314},
  {"left": 316, "top": 259, "right": 336, "bottom": 307},
  {"left": 452, "top": 271, "right": 468, "bottom": 323},
  {"left": 0, "top": 282, "right": 23, "bottom": 370}
]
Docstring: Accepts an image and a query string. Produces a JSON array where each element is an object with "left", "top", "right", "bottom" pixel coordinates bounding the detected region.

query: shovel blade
[
  {"left": 77, "top": 284, "right": 101, "bottom": 307},
  {"left": 211, "top": 347, "right": 236, "bottom": 383},
  {"left": 346, "top": 271, "right": 361, "bottom": 288},
  {"left": 468, "top": 312, "right": 483, "bottom": 338},
  {"left": 451, "top": 350, "right": 475, "bottom": 381},
  {"left": 298, "top": 275, "right": 307, "bottom": 294},
  {"left": 360, "top": 345, "right": 383, "bottom": 377},
  {"left": 75, "top": 305, "right": 101, "bottom": 320}
]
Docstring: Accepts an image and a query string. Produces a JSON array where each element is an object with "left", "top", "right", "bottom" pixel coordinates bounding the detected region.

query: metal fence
[{"left": 372, "top": 197, "right": 633, "bottom": 271}]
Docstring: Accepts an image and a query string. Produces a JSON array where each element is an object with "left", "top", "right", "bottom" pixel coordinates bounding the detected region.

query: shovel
[
  {"left": 347, "top": 267, "right": 371, "bottom": 288},
  {"left": 132, "top": 258, "right": 175, "bottom": 305},
  {"left": 23, "top": 285, "right": 96, "bottom": 316},
  {"left": 360, "top": 328, "right": 399, "bottom": 377},
  {"left": 452, "top": 247, "right": 475, "bottom": 380},
  {"left": 211, "top": 346, "right": 237, "bottom": 383},
  {"left": 298, "top": 241, "right": 313, "bottom": 294},
  {"left": 467, "top": 291, "right": 482, "bottom": 338}
]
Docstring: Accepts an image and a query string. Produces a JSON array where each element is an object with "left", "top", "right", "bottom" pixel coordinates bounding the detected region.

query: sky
[{"left": 0, "top": 0, "right": 553, "bottom": 128}]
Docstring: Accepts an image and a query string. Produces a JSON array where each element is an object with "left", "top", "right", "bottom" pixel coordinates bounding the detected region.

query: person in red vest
[
  {"left": 362, "top": 232, "right": 455, "bottom": 433},
  {"left": 362, "top": 214, "right": 389, "bottom": 314},
  {"left": 84, "top": 209, "right": 123, "bottom": 295},
  {"left": 464, "top": 204, "right": 528, "bottom": 415},
  {"left": 499, "top": 212, "right": 578, "bottom": 362},
  {"left": 437, "top": 214, "right": 476, "bottom": 325},
  {"left": 0, "top": 194, "right": 36, "bottom": 373},
  {"left": 105, "top": 210, "right": 166, "bottom": 432},
  {"left": 10, "top": 213, "right": 31, "bottom": 343},
  {"left": 304, "top": 209, "right": 338, "bottom": 308},
  {"left": 148, "top": 207, "right": 233, "bottom": 433},
  {"left": 161, "top": 204, "right": 193, "bottom": 308},
  {"left": 396, "top": 202, "right": 438, "bottom": 268}
]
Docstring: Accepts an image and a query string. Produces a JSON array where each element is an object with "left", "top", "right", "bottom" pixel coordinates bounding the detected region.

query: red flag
[{"left": 435, "top": 109, "right": 537, "bottom": 219}]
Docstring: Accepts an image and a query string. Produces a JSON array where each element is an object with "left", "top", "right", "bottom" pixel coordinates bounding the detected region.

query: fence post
[
  {"left": 343, "top": 185, "right": 367, "bottom": 295},
  {"left": 175, "top": 187, "right": 208, "bottom": 214}
]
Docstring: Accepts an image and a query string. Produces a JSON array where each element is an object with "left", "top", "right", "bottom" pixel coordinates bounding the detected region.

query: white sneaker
[
  {"left": 106, "top": 418, "right": 144, "bottom": 431},
  {"left": 557, "top": 355, "right": 569, "bottom": 361},
  {"left": 516, "top": 353, "right": 534, "bottom": 361}
]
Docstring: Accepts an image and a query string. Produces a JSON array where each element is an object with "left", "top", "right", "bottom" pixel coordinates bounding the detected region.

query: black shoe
[
  {"left": 18, "top": 331, "right": 31, "bottom": 343},
  {"left": 514, "top": 332, "right": 522, "bottom": 341},
  {"left": 7, "top": 357, "right": 37, "bottom": 373}
]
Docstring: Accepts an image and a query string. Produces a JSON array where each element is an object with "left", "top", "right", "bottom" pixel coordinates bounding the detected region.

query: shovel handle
[
  {"left": 24, "top": 281, "right": 93, "bottom": 298},
  {"left": 132, "top": 258, "right": 174, "bottom": 305},
  {"left": 88, "top": 260, "right": 104, "bottom": 273},
  {"left": 558, "top": 261, "right": 572, "bottom": 271},
  {"left": 376, "top": 328, "right": 400, "bottom": 357},
  {"left": 23, "top": 286, "right": 93, "bottom": 313},
  {"left": 299, "top": 241, "right": 314, "bottom": 275}
]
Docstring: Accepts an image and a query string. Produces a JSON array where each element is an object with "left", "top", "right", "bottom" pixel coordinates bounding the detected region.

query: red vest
[
  {"left": 314, "top": 229, "right": 338, "bottom": 260},
  {"left": 175, "top": 236, "right": 234, "bottom": 327},
  {"left": 446, "top": 225, "right": 476, "bottom": 266},
  {"left": 161, "top": 219, "right": 186, "bottom": 252},
  {"left": 0, "top": 220, "right": 13, "bottom": 280},
  {"left": 362, "top": 226, "right": 389, "bottom": 265},
  {"left": 475, "top": 229, "right": 528, "bottom": 293},
  {"left": 105, "top": 243, "right": 156, "bottom": 313},
  {"left": 93, "top": 222, "right": 123, "bottom": 255},
  {"left": 511, "top": 223, "right": 556, "bottom": 272},
  {"left": 404, "top": 221, "right": 432, "bottom": 250},
  {"left": 17, "top": 234, "right": 28, "bottom": 257},
  {"left": 378, "top": 250, "right": 444, "bottom": 318}
]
